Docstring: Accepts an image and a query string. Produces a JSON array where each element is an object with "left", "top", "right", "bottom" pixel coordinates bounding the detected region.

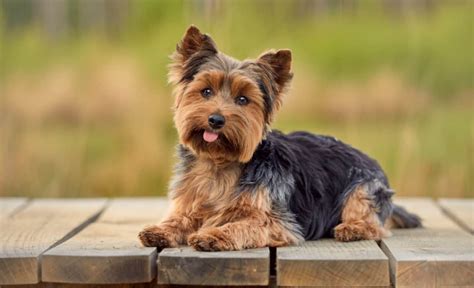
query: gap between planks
[
  {"left": 41, "top": 198, "right": 169, "bottom": 284},
  {"left": 3, "top": 197, "right": 472, "bottom": 287},
  {"left": 41, "top": 202, "right": 109, "bottom": 254},
  {"left": 380, "top": 197, "right": 474, "bottom": 287},
  {"left": 0, "top": 199, "right": 109, "bottom": 285},
  {"left": 438, "top": 198, "right": 474, "bottom": 233},
  {"left": 0, "top": 197, "right": 31, "bottom": 219}
]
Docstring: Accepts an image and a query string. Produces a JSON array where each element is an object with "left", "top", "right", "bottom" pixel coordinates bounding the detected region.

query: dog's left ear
[{"left": 258, "top": 49, "right": 293, "bottom": 93}]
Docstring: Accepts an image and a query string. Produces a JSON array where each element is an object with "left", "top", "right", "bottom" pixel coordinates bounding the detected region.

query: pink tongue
[{"left": 203, "top": 131, "right": 219, "bottom": 143}]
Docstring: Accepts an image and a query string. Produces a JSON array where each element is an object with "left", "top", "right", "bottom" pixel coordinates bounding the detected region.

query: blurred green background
[{"left": 0, "top": 0, "right": 472, "bottom": 198}]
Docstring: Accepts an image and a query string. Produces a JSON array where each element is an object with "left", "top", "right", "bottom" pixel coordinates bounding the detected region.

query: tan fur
[
  {"left": 174, "top": 70, "right": 265, "bottom": 163},
  {"left": 334, "top": 185, "right": 391, "bottom": 241},
  {"left": 257, "top": 49, "right": 293, "bottom": 116},
  {"left": 139, "top": 159, "right": 301, "bottom": 250}
]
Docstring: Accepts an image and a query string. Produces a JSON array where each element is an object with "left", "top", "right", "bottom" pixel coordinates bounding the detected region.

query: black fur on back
[{"left": 239, "top": 130, "right": 397, "bottom": 240}]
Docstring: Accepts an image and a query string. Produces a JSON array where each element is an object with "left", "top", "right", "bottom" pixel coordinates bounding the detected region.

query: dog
[{"left": 138, "top": 25, "right": 421, "bottom": 251}]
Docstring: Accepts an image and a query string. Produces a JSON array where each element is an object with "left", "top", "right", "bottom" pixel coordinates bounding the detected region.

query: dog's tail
[{"left": 389, "top": 204, "right": 422, "bottom": 228}]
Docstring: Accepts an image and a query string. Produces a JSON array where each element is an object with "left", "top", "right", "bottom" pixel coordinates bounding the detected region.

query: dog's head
[{"left": 170, "top": 26, "right": 292, "bottom": 163}]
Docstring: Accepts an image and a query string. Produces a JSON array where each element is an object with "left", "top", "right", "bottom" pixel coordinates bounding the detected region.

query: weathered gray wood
[
  {"left": 277, "top": 240, "right": 390, "bottom": 287},
  {"left": 42, "top": 197, "right": 168, "bottom": 284},
  {"left": 158, "top": 246, "right": 269, "bottom": 286},
  {"left": 438, "top": 198, "right": 474, "bottom": 233},
  {"left": 0, "top": 199, "right": 107, "bottom": 285},
  {"left": 394, "top": 197, "right": 463, "bottom": 230},
  {"left": 98, "top": 197, "right": 170, "bottom": 224},
  {"left": 381, "top": 198, "right": 474, "bottom": 287},
  {"left": 0, "top": 197, "right": 29, "bottom": 218}
]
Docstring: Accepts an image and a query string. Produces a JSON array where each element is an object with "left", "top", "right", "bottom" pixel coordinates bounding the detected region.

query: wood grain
[
  {"left": 0, "top": 199, "right": 107, "bottom": 285},
  {"left": 98, "top": 197, "right": 170, "bottom": 224},
  {"left": 277, "top": 239, "right": 389, "bottom": 287},
  {"left": 42, "top": 197, "right": 168, "bottom": 284},
  {"left": 157, "top": 246, "right": 270, "bottom": 286},
  {"left": 394, "top": 197, "right": 462, "bottom": 230},
  {"left": 438, "top": 198, "right": 474, "bottom": 233},
  {"left": 381, "top": 198, "right": 474, "bottom": 287},
  {"left": 0, "top": 197, "right": 29, "bottom": 219}
]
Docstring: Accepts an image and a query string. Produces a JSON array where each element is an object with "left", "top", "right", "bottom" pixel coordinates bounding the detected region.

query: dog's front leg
[
  {"left": 188, "top": 217, "right": 301, "bottom": 251},
  {"left": 139, "top": 213, "right": 197, "bottom": 249},
  {"left": 187, "top": 190, "right": 302, "bottom": 251},
  {"left": 188, "top": 218, "right": 269, "bottom": 251}
]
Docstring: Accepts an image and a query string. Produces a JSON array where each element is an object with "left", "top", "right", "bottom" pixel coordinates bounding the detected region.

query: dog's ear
[
  {"left": 177, "top": 25, "right": 217, "bottom": 61},
  {"left": 258, "top": 49, "right": 293, "bottom": 93},
  {"left": 169, "top": 25, "right": 218, "bottom": 85}
]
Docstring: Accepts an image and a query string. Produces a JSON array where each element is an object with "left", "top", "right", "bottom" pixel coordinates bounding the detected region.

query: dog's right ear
[
  {"left": 177, "top": 25, "right": 217, "bottom": 62},
  {"left": 169, "top": 26, "right": 218, "bottom": 85}
]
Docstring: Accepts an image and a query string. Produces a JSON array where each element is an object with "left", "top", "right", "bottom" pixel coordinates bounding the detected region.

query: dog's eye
[
  {"left": 201, "top": 88, "right": 212, "bottom": 98},
  {"left": 236, "top": 96, "right": 249, "bottom": 106}
]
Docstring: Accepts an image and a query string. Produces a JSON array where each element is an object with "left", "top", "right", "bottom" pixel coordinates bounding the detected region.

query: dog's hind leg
[{"left": 334, "top": 181, "right": 392, "bottom": 242}]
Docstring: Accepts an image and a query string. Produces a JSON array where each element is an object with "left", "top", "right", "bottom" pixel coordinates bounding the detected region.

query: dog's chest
[{"left": 172, "top": 160, "right": 242, "bottom": 217}]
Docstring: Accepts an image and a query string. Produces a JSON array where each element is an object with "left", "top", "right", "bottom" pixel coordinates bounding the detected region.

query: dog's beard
[{"left": 184, "top": 127, "right": 241, "bottom": 161}]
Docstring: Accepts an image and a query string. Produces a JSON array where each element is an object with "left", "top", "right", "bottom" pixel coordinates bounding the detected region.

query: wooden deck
[{"left": 0, "top": 197, "right": 472, "bottom": 287}]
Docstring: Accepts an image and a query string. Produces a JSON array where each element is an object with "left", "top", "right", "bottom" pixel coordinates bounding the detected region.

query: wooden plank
[
  {"left": 381, "top": 198, "right": 474, "bottom": 287},
  {"left": 438, "top": 198, "right": 474, "bottom": 233},
  {"left": 42, "top": 197, "right": 168, "bottom": 284},
  {"left": 394, "top": 197, "right": 462, "bottom": 230},
  {"left": 277, "top": 240, "right": 389, "bottom": 287},
  {"left": 98, "top": 197, "right": 170, "bottom": 224},
  {"left": 0, "top": 197, "right": 29, "bottom": 219},
  {"left": 0, "top": 199, "right": 107, "bottom": 285},
  {"left": 157, "top": 246, "right": 269, "bottom": 286}
]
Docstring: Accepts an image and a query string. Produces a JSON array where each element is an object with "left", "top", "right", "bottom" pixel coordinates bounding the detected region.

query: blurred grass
[{"left": 0, "top": 0, "right": 472, "bottom": 198}]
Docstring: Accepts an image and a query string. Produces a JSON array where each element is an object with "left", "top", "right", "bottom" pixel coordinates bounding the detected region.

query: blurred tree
[
  {"left": 1, "top": 0, "right": 129, "bottom": 39},
  {"left": 36, "top": 0, "right": 68, "bottom": 40},
  {"left": 2, "top": 0, "right": 34, "bottom": 33}
]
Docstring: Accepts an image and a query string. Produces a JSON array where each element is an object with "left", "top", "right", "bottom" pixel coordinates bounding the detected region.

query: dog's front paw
[
  {"left": 188, "top": 228, "right": 235, "bottom": 251},
  {"left": 138, "top": 225, "right": 178, "bottom": 249}
]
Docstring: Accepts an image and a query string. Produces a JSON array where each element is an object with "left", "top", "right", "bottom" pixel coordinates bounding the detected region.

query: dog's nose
[{"left": 208, "top": 114, "right": 225, "bottom": 129}]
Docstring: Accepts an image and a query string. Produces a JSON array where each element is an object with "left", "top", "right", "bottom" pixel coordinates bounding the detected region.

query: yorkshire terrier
[{"left": 138, "top": 26, "right": 421, "bottom": 251}]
